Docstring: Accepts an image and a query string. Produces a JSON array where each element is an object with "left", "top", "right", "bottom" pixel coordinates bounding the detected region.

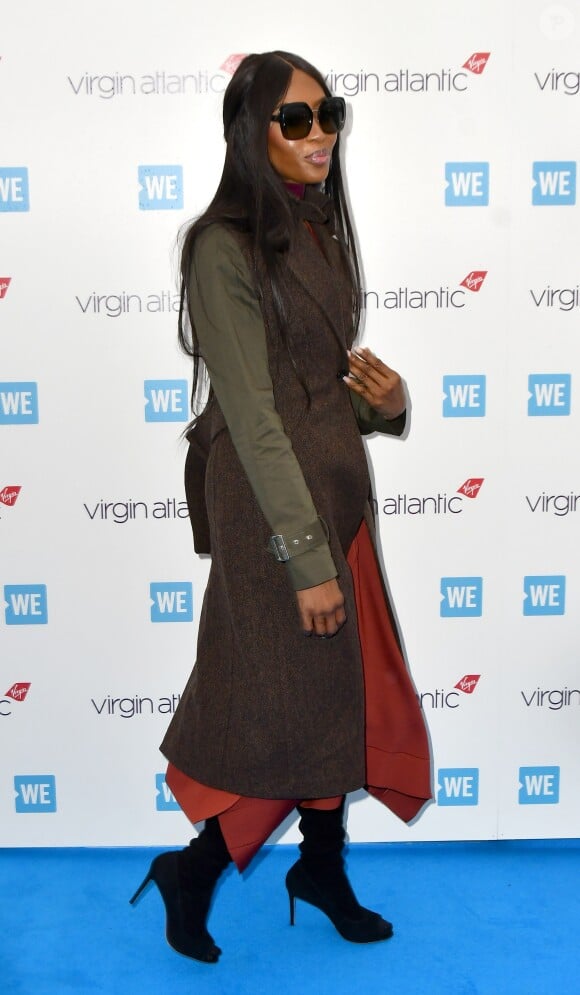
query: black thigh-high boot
[
  {"left": 130, "top": 816, "right": 232, "bottom": 962},
  {"left": 285, "top": 801, "right": 393, "bottom": 943}
]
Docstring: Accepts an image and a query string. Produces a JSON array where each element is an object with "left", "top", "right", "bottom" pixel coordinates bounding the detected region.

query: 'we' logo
[
  {"left": 138, "top": 166, "right": 183, "bottom": 210},
  {"left": 437, "top": 768, "right": 479, "bottom": 806},
  {"left": 4, "top": 585, "right": 48, "bottom": 625},
  {"left": 519, "top": 766, "right": 560, "bottom": 804},
  {"left": 0, "top": 168, "right": 30, "bottom": 212},
  {"left": 527, "top": 374, "right": 571, "bottom": 416},
  {"left": 532, "top": 162, "right": 576, "bottom": 206},
  {"left": 14, "top": 775, "right": 57, "bottom": 813},
  {"left": 442, "top": 376, "right": 486, "bottom": 417},
  {"left": 150, "top": 582, "right": 193, "bottom": 623},
  {"left": 523, "top": 576, "right": 565, "bottom": 616},
  {"left": 440, "top": 577, "right": 483, "bottom": 617},
  {"left": 0, "top": 383, "right": 39, "bottom": 424},
  {"left": 144, "top": 380, "right": 188, "bottom": 422},
  {"left": 155, "top": 773, "right": 180, "bottom": 810},
  {"left": 445, "top": 163, "right": 489, "bottom": 206}
]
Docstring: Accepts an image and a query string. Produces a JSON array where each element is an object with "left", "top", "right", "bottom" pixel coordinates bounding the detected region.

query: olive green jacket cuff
[{"left": 349, "top": 393, "right": 406, "bottom": 436}]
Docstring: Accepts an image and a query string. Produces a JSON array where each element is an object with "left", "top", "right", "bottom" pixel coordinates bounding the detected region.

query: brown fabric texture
[
  {"left": 165, "top": 519, "right": 432, "bottom": 871},
  {"left": 160, "top": 189, "right": 429, "bottom": 801}
]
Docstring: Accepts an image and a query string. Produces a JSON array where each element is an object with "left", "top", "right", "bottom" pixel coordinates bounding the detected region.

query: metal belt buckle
[{"left": 269, "top": 534, "right": 290, "bottom": 562}]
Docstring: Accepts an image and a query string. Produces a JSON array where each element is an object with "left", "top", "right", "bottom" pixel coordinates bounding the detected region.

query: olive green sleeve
[
  {"left": 189, "top": 225, "right": 337, "bottom": 591},
  {"left": 349, "top": 392, "right": 407, "bottom": 437}
]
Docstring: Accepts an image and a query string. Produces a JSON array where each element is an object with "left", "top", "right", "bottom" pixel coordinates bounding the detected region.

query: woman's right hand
[{"left": 296, "top": 578, "right": 346, "bottom": 638}]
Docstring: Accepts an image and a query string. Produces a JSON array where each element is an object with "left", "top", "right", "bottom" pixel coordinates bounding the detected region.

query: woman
[{"left": 131, "top": 50, "right": 431, "bottom": 963}]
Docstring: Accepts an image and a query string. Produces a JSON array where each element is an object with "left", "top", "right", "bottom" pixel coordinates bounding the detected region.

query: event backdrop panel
[{"left": 1, "top": 0, "right": 579, "bottom": 845}]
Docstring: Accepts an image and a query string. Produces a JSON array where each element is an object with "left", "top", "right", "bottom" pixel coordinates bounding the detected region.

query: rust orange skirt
[{"left": 166, "top": 519, "right": 431, "bottom": 870}]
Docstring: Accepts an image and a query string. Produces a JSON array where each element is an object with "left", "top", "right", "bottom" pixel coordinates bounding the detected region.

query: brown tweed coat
[{"left": 161, "top": 190, "right": 402, "bottom": 799}]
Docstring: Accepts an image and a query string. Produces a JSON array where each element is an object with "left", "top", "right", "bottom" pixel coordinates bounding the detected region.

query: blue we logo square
[
  {"left": 0, "top": 168, "right": 30, "bottom": 212},
  {"left": 155, "top": 773, "right": 180, "bottom": 811},
  {"left": 150, "top": 582, "right": 193, "bottom": 623},
  {"left": 440, "top": 577, "right": 482, "bottom": 617},
  {"left": 138, "top": 165, "right": 183, "bottom": 210},
  {"left": 442, "top": 375, "right": 486, "bottom": 417},
  {"left": 532, "top": 162, "right": 576, "bottom": 205},
  {"left": 0, "top": 382, "right": 39, "bottom": 424},
  {"left": 437, "top": 768, "right": 479, "bottom": 806},
  {"left": 519, "top": 766, "right": 560, "bottom": 804},
  {"left": 4, "top": 585, "right": 48, "bottom": 625},
  {"left": 14, "top": 775, "right": 57, "bottom": 812},
  {"left": 445, "top": 162, "right": 489, "bottom": 206},
  {"left": 144, "top": 380, "right": 188, "bottom": 422},
  {"left": 523, "top": 575, "right": 565, "bottom": 616},
  {"left": 528, "top": 374, "right": 571, "bottom": 416}
]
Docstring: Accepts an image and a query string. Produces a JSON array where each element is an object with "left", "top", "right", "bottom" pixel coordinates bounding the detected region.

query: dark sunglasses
[{"left": 270, "top": 96, "right": 346, "bottom": 141}]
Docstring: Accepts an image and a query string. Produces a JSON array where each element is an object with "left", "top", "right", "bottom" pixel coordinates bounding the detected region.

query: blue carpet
[{"left": 2, "top": 841, "right": 578, "bottom": 994}]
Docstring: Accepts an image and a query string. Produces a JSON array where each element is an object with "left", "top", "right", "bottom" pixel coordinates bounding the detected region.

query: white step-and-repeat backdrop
[{"left": 2, "top": 0, "right": 579, "bottom": 846}]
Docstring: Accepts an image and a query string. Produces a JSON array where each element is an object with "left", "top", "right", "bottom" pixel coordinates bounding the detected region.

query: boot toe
[{"left": 336, "top": 911, "right": 393, "bottom": 943}]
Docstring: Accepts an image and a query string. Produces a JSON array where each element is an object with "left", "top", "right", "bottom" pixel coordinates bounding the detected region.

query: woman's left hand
[{"left": 344, "top": 347, "right": 406, "bottom": 420}]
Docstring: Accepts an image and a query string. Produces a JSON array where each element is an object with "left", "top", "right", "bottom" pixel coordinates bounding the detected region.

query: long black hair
[{"left": 178, "top": 50, "right": 362, "bottom": 412}]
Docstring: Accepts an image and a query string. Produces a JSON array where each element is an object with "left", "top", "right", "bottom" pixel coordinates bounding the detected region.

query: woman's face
[{"left": 268, "top": 69, "right": 337, "bottom": 185}]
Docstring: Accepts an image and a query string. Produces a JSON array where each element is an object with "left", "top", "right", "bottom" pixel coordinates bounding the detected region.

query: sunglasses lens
[
  {"left": 279, "top": 103, "right": 312, "bottom": 140},
  {"left": 318, "top": 98, "right": 346, "bottom": 135},
  {"left": 275, "top": 98, "right": 346, "bottom": 140}
]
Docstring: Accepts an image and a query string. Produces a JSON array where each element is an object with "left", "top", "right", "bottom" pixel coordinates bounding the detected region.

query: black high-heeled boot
[
  {"left": 130, "top": 816, "right": 232, "bottom": 962},
  {"left": 285, "top": 801, "right": 393, "bottom": 943}
]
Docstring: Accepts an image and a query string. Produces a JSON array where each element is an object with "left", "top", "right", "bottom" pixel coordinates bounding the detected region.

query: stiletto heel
[
  {"left": 129, "top": 872, "right": 153, "bottom": 905},
  {"left": 286, "top": 802, "right": 393, "bottom": 944},
  {"left": 285, "top": 861, "right": 392, "bottom": 943},
  {"left": 129, "top": 820, "right": 231, "bottom": 964},
  {"left": 130, "top": 851, "right": 221, "bottom": 963}
]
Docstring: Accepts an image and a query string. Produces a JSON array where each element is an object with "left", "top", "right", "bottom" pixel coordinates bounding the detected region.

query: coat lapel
[{"left": 286, "top": 194, "right": 354, "bottom": 352}]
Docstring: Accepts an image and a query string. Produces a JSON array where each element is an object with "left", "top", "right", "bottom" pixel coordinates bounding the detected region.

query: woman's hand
[
  {"left": 344, "top": 346, "right": 406, "bottom": 420},
  {"left": 296, "top": 578, "right": 346, "bottom": 638}
]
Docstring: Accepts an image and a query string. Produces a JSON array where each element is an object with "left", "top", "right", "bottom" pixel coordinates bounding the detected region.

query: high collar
[
  {"left": 288, "top": 183, "right": 333, "bottom": 225},
  {"left": 284, "top": 181, "right": 306, "bottom": 200}
]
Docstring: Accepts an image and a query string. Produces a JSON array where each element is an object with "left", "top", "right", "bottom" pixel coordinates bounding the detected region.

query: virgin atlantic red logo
[
  {"left": 5, "top": 683, "right": 31, "bottom": 702},
  {"left": 0, "top": 278, "right": 11, "bottom": 299},
  {"left": 460, "top": 271, "right": 487, "bottom": 293},
  {"left": 463, "top": 53, "right": 491, "bottom": 75},
  {"left": 455, "top": 675, "right": 480, "bottom": 694},
  {"left": 457, "top": 478, "right": 484, "bottom": 499},
  {"left": 220, "top": 54, "right": 246, "bottom": 75},
  {"left": 0, "top": 486, "right": 21, "bottom": 506}
]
